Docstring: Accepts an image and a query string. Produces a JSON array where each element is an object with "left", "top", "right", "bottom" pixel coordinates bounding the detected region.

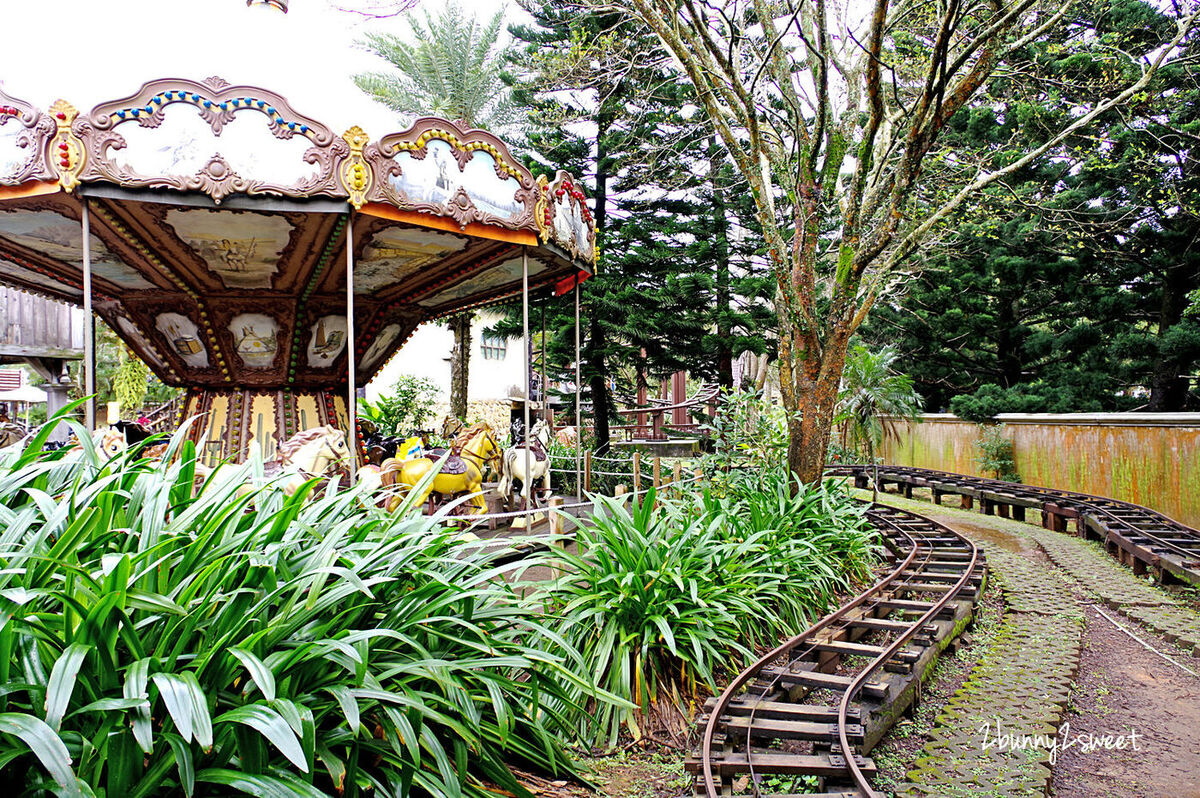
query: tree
[
  {"left": 581, "top": 0, "right": 1198, "bottom": 482},
  {"left": 355, "top": 2, "right": 520, "bottom": 421},
  {"left": 864, "top": 4, "right": 1200, "bottom": 414},
  {"left": 836, "top": 345, "right": 923, "bottom": 499},
  {"left": 506, "top": 3, "right": 775, "bottom": 451}
]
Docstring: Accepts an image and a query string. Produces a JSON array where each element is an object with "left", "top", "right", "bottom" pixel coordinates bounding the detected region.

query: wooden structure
[
  {"left": 0, "top": 285, "right": 82, "bottom": 435},
  {"left": 610, "top": 376, "right": 718, "bottom": 441},
  {"left": 0, "top": 77, "right": 594, "bottom": 462}
]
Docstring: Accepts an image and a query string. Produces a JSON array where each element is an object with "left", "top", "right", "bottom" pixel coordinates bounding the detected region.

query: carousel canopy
[{"left": 0, "top": 76, "right": 594, "bottom": 391}]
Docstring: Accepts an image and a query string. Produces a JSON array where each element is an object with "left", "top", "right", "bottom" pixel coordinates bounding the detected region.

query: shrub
[
  {"left": 975, "top": 423, "right": 1021, "bottom": 482},
  {"left": 0, "top": 420, "right": 599, "bottom": 797},
  {"left": 535, "top": 473, "right": 879, "bottom": 749},
  {"left": 359, "top": 375, "right": 442, "bottom": 435}
]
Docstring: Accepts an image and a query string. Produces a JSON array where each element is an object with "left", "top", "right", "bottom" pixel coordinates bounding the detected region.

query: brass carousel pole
[
  {"left": 345, "top": 212, "right": 357, "bottom": 482},
  {"left": 574, "top": 279, "right": 581, "bottom": 499},
  {"left": 81, "top": 199, "right": 95, "bottom": 432},
  {"left": 522, "top": 247, "right": 531, "bottom": 509}
]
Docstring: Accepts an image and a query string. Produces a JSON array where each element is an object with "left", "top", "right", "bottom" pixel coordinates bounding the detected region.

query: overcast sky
[{"left": 0, "top": 0, "right": 524, "bottom": 135}]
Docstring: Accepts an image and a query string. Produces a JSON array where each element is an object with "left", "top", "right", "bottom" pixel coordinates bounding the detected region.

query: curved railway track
[
  {"left": 687, "top": 503, "right": 984, "bottom": 798},
  {"left": 827, "top": 464, "right": 1200, "bottom": 587}
]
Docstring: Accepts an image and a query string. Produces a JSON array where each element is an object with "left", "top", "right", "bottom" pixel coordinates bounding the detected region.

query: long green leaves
[
  {"left": 0, "top": 421, "right": 596, "bottom": 797},
  {"left": 535, "top": 470, "right": 879, "bottom": 748}
]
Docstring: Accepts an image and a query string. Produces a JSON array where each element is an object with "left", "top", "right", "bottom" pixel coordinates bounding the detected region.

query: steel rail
[
  {"left": 835, "top": 464, "right": 1200, "bottom": 565},
  {"left": 837, "top": 508, "right": 980, "bottom": 796},
  {"left": 697, "top": 502, "right": 981, "bottom": 798}
]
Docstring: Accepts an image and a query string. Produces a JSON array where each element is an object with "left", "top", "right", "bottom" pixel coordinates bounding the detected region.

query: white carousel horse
[
  {"left": 62, "top": 426, "right": 128, "bottom": 461},
  {"left": 497, "top": 418, "right": 553, "bottom": 509},
  {"left": 195, "top": 425, "right": 350, "bottom": 497}
]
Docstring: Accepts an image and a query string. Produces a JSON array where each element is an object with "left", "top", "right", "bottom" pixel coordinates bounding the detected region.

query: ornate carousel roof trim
[{"left": 0, "top": 77, "right": 596, "bottom": 265}]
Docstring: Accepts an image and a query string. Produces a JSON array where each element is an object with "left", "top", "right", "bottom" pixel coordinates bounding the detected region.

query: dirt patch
[
  {"left": 1052, "top": 604, "right": 1200, "bottom": 798},
  {"left": 519, "top": 748, "right": 689, "bottom": 798}
]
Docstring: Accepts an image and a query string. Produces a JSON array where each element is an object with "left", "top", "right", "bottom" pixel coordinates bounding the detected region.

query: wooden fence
[
  {"left": 877, "top": 413, "right": 1200, "bottom": 528},
  {"left": 0, "top": 286, "right": 85, "bottom": 358}
]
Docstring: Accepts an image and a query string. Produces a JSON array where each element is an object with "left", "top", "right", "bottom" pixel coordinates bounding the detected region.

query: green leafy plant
[
  {"left": 0, "top": 409, "right": 600, "bottom": 797},
  {"left": 836, "top": 345, "right": 924, "bottom": 499},
  {"left": 535, "top": 472, "right": 878, "bottom": 749},
  {"left": 701, "top": 388, "right": 791, "bottom": 474},
  {"left": 359, "top": 374, "right": 442, "bottom": 435},
  {"left": 975, "top": 423, "right": 1021, "bottom": 482}
]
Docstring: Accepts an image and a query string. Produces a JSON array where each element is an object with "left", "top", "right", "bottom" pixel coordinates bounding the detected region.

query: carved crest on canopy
[
  {"left": 71, "top": 76, "right": 349, "bottom": 203},
  {"left": 362, "top": 118, "right": 538, "bottom": 231},
  {"left": 0, "top": 86, "right": 56, "bottom": 186}
]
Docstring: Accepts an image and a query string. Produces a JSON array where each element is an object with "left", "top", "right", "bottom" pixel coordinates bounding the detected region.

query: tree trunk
[
  {"left": 784, "top": 327, "right": 852, "bottom": 485},
  {"left": 711, "top": 141, "right": 734, "bottom": 389},
  {"left": 586, "top": 106, "right": 614, "bottom": 454},
  {"left": 449, "top": 312, "right": 471, "bottom": 420},
  {"left": 1147, "top": 261, "right": 1195, "bottom": 411}
]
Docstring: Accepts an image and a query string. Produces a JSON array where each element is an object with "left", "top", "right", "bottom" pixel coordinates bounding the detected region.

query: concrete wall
[
  {"left": 366, "top": 310, "right": 523, "bottom": 408},
  {"left": 877, "top": 413, "right": 1200, "bottom": 528}
]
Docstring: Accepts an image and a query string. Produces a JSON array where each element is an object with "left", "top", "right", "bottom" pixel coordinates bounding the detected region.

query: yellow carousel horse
[{"left": 379, "top": 421, "right": 502, "bottom": 515}]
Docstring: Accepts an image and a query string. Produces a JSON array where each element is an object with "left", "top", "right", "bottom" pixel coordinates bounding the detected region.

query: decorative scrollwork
[
  {"left": 0, "top": 87, "right": 56, "bottom": 186},
  {"left": 72, "top": 77, "right": 348, "bottom": 203}
]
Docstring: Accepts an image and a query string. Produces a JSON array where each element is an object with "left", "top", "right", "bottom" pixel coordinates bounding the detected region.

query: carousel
[{"left": 0, "top": 76, "right": 593, "bottom": 509}]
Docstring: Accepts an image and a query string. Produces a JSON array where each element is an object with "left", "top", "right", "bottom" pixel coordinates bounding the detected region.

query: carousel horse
[
  {"left": 497, "top": 418, "right": 553, "bottom": 510},
  {"left": 194, "top": 425, "right": 350, "bottom": 497},
  {"left": 555, "top": 425, "right": 578, "bottom": 447},
  {"left": 0, "top": 422, "right": 28, "bottom": 448},
  {"left": 379, "top": 421, "right": 502, "bottom": 515},
  {"left": 63, "top": 426, "right": 128, "bottom": 461}
]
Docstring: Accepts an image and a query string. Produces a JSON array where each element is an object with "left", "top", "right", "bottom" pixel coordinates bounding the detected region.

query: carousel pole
[
  {"left": 522, "top": 247, "right": 531, "bottom": 510},
  {"left": 345, "top": 212, "right": 357, "bottom": 482},
  {"left": 540, "top": 300, "right": 548, "bottom": 430},
  {"left": 574, "top": 278, "right": 582, "bottom": 500},
  {"left": 81, "top": 199, "right": 95, "bottom": 432}
]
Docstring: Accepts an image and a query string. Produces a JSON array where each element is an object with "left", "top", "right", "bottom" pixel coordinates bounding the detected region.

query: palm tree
[
  {"left": 836, "top": 345, "right": 924, "bottom": 501},
  {"left": 354, "top": 4, "right": 519, "bottom": 131},
  {"left": 355, "top": 3, "right": 520, "bottom": 419}
]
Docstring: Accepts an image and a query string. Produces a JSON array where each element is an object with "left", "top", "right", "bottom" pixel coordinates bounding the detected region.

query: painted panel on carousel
[
  {"left": 105, "top": 109, "right": 321, "bottom": 190},
  {"left": 390, "top": 139, "right": 524, "bottom": 221},
  {"left": 543, "top": 173, "right": 595, "bottom": 263},
  {"left": 230, "top": 313, "right": 279, "bottom": 368},
  {"left": 0, "top": 210, "right": 155, "bottom": 289},
  {"left": 361, "top": 323, "right": 402, "bottom": 371},
  {"left": 155, "top": 312, "right": 209, "bottom": 368},
  {"left": 355, "top": 227, "right": 468, "bottom": 294},
  {"left": 307, "top": 315, "right": 347, "bottom": 368},
  {"left": 164, "top": 208, "right": 290, "bottom": 289},
  {"left": 74, "top": 77, "right": 348, "bottom": 204},
  {"left": 418, "top": 256, "right": 546, "bottom": 308},
  {"left": 115, "top": 316, "right": 166, "bottom": 371}
]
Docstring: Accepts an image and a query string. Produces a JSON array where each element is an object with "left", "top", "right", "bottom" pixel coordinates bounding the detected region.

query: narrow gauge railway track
[
  {"left": 687, "top": 503, "right": 984, "bottom": 798},
  {"left": 828, "top": 464, "right": 1200, "bottom": 587}
]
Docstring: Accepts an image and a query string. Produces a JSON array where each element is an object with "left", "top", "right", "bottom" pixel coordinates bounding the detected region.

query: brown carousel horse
[{"left": 378, "top": 421, "right": 503, "bottom": 515}]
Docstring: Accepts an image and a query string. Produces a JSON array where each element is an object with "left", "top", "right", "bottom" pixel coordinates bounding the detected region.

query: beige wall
[{"left": 877, "top": 413, "right": 1200, "bottom": 528}]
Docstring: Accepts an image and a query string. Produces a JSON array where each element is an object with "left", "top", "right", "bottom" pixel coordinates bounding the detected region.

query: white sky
[{"left": 0, "top": 0, "right": 524, "bottom": 136}]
